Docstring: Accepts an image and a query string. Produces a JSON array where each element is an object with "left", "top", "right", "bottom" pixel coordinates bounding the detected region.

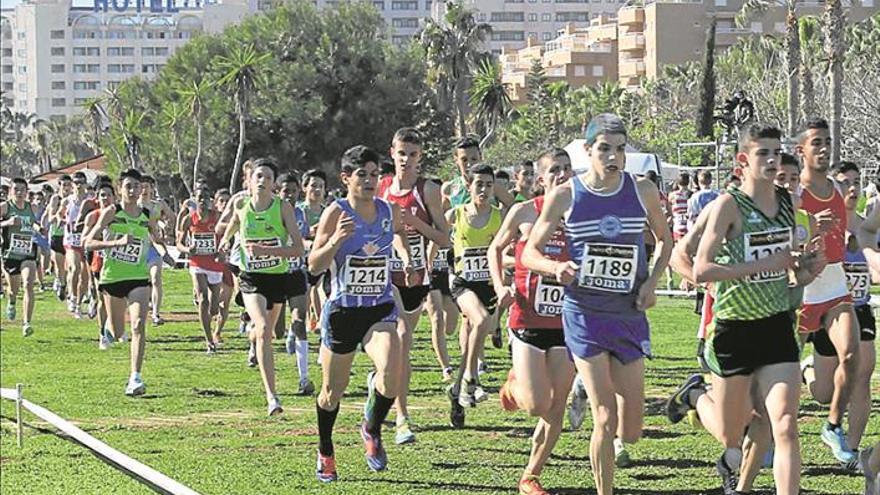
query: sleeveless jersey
[
  {"left": 84, "top": 208, "right": 104, "bottom": 272},
  {"left": 451, "top": 205, "right": 502, "bottom": 283},
  {"left": 378, "top": 176, "right": 432, "bottom": 286},
  {"left": 328, "top": 198, "right": 395, "bottom": 307},
  {"left": 63, "top": 195, "right": 88, "bottom": 247},
  {"left": 2, "top": 201, "right": 37, "bottom": 260},
  {"left": 564, "top": 173, "right": 648, "bottom": 316},
  {"left": 670, "top": 189, "right": 691, "bottom": 237},
  {"left": 237, "top": 197, "right": 289, "bottom": 274},
  {"left": 510, "top": 196, "right": 567, "bottom": 330},
  {"left": 297, "top": 201, "right": 322, "bottom": 233},
  {"left": 712, "top": 187, "right": 794, "bottom": 321},
  {"left": 800, "top": 184, "right": 846, "bottom": 263},
  {"left": 100, "top": 206, "right": 152, "bottom": 284},
  {"left": 48, "top": 196, "right": 65, "bottom": 238},
  {"left": 844, "top": 244, "right": 871, "bottom": 307},
  {"left": 447, "top": 176, "right": 471, "bottom": 208},
  {"left": 188, "top": 209, "right": 223, "bottom": 272},
  {"left": 288, "top": 205, "right": 310, "bottom": 273}
]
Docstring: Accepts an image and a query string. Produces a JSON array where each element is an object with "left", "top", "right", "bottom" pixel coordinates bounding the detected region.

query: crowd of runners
[{"left": 1, "top": 114, "right": 878, "bottom": 495}]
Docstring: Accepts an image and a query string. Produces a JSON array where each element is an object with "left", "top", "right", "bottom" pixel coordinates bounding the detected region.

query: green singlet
[
  {"left": 712, "top": 187, "right": 794, "bottom": 321},
  {"left": 447, "top": 176, "right": 471, "bottom": 209},
  {"left": 451, "top": 205, "right": 502, "bottom": 282},
  {"left": 237, "top": 196, "right": 289, "bottom": 274},
  {"left": 100, "top": 206, "right": 152, "bottom": 284},
  {"left": 2, "top": 201, "right": 37, "bottom": 261}
]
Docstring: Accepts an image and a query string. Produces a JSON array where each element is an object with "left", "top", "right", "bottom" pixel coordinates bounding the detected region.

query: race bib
[
  {"left": 244, "top": 238, "right": 282, "bottom": 272},
  {"left": 461, "top": 247, "right": 490, "bottom": 282},
  {"left": 390, "top": 235, "right": 425, "bottom": 272},
  {"left": 744, "top": 229, "right": 791, "bottom": 282},
  {"left": 845, "top": 262, "right": 870, "bottom": 301},
  {"left": 344, "top": 255, "right": 388, "bottom": 295},
  {"left": 433, "top": 248, "right": 450, "bottom": 271},
  {"left": 68, "top": 232, "right": 82, "bottom": 248},
  {"left": 534, "top": 275, "right": 564, "bottom": 316},
  {"left": 578, "top": 243, "right": 638, "bottom": 293},
  {"left": 9, "top": 233, "right": 33, "bottom": 256},
  {"left": 191, "top": 232, "right": 216, "bottom": 256},
  {"left": 109, "top": 237, "right": 143, "bottom": 264}
]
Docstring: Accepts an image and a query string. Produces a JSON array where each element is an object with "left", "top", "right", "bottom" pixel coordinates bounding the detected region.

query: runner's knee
[{"left": 771, "top": 413, "right": 798, "bottom": 445}]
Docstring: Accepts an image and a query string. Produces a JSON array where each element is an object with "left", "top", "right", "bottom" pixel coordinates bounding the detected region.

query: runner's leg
[
  {"left": 149, "top": 262, "right": 163, "bottom": 321},
  {"left": 242, "top": 293, "right": 282, "bottom": 401},
  {"left": 426, "top": 290, "right": 451, "bottom": 371},
  {"left": 611, "top": 357, "right": 645, "bottom": 445},
  {"left": 20, "top": 261, "right": 36, "bottom": 325},
  {"left": 103, "top": 292, "right": 127, "bottom": 340},
  {"left": 847, "top": 340, "right": 875, "bottom": 451},
  {"left": 193, "top": 272, "right": 212, "bottom": 346},
  {"left": 394, "top": 307, "right": 421, "bottom": 423},
  {"left": 694, "top": 374, "right": 753, "bottom": 448},
  {"left": 127, "top": 286, "right": 150, "bottom": 376},
  {"left": 825, "top": 305, "right": 860, "bottom": 427},
  {"left": 754, "top": 362, "right": 801, "bottom": 495},
  {"left": 455, "top": 291, "right": 492, "bottom": 387},
  {"left": 575, "top": 353, "right": 618, "bottom": 495},
  {"left": 806, "top": 352, "right": 837, "bottom": 404}
]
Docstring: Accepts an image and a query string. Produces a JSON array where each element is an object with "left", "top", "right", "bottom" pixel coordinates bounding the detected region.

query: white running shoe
[
  {"left": 67, "top": 300, "right": 76, "bottom": 313},
  {"left": 125, "top": 376, "right": 146, "bottom": 396},
  {"left": 99, "top": 333, "right": 113, "bottom": 350},
  {"left": 247, "top": 342, "right": 258, "bottom": 367},
  {"left": 22, "top": 323, "right": 33, "bottom": 337},
  {"left": 473, "top": 385, "right": 489, "bottom": 403},
  {"left": 267, "top": 396, "right": 283, "bottom": 416},
  {"left": 120, "top": 332, "right": 129, "bottom": 343},
  {"left": 73, "top": 307, "right": 83, "bottom": 319},
  {"left": 569, "top": 376, "right": 589, "bottom": 430}
]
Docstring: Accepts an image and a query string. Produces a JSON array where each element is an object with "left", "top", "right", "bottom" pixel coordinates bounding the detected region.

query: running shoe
[
  {"left": 441, "top": 367, "right": 454, "bottom": 383},
  {"left": 821, "top": 423, "right": 857, "bottom": 464},
  {"left": 474, "top": 384, "right": 489, "bottom": 404},
  {"left": 206, "top": 343, "right": 217, "bottom": 355},
  {"left": 285, "top": 331, "right": 296, "bottom": 355},
  {"left": 666, "top": 374, "right": 705, "bottom": 424},
  {"left": 152, "top": 315, "right": 165, "bottom": 326},
  {"left": 267, "top": 395, "right": 283, "bottom": 416},
  {"left": 614, "top": 439, "right": 632, "bottom": 468},
  {"left": 518, "top": 475, "right": 550, "bottom": 495},
  {"left": 6, "top": 302, "right": 16, "bottom": 321},
  {"left": 395, "top": 419, "right": 416, "bottom": 445},
  {"left": 477, "top": 360, "right": 489, "bottom": 376},
  {"left": 99, "top": 332, "right": 113, "bottom": 350},
  {"left": 363, "top": 371, "right": 376, "bottom": 421},
  {"left": 67, "top": 299, "right": 75, "bottom": 313},
  {"left": 458, "top": 380, "right": 477, "bottom": 408},
  {"left": 21, "top": 323, "right": 33, "bottom": 337},
  {"left": 568, "top": 376, "right": 588, "bottom": 430},
  {"left": 446, "top": 384, "right": 465, "bottom": 428},
  {"left": 499, "top": 369, "right": 518, "bottom": 412},
  {"left": 247, "top": 342, "right": 258, "bottom": 368},
  {"left": 297, "top": 379, "right": 316, "bottom": 396},
  {"left": 120, "top": 332, "right": 129, "bottom": 343},
  {"left": 125, "top": 376, "right": 146, "bottom": 396},
  {"left": 360, "top": 422, "right": 388, "bottom": 472},
  {"left": 73, "top": 307, "right": 83, "bottom": 319},
  {"left": 316, "top": 451, "right": 338, "bottom": 483},
  {"left": 238, "top": 319, "right": 249, "bottom": 335},
  {"left": 491, "top": 326, "right": 503, "bottom": 349},
  {"left": 715, "top": 453, "right": 739, "bottom": 495},
  {"left": 88, "top": 299, "right": 98, "bottom": 320},
  {"left": 57, "top": 284, "right": 66, "bottom": 302}
]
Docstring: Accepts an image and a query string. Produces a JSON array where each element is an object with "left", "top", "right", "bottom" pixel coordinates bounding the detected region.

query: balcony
[
  {"left": 619, "top": 33, "right": 645, "bottom": 52},
  {"left": 618, "top": 6, "right": 644, "bottom": 26},
  {"left": 619, "top": 59, "right": 646, "bottom": 77}
]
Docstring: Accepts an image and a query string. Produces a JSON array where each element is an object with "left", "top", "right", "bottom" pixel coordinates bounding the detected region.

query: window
[
  {"left": 50, "top": 30, "right": 65, "bottom": 39},
  {"left": 528, "top": 31, "right": 538, "bottom": 40},
  {"left": 372, "top": 1, "right": 384, "bottom": 9},
  {"left": 548, "top": 66, "right": 565, "bottom": 76},
  {"left": 542, "top": 32, "right": 552, "bottom": 40},
  {"left": 864, "top": 0, "right": 874, "bottom": 6},
  {"left": 2, "top": 82, "right": 12, "bottom": 91},
  {"left": 491, "top": 12, "right": 524, "bottom": 22},
  {"left": 574, "top": 65, "right": 586, "bottom": 77},
  {"left": 425, "top": 0, "right": 432, "bottom": 9},
  {"left": 593, "top": 65, "right": 603, "bottom": 76},
  {"left": 73, "top": 30, "right": 99, "bottom": 39},
  {"left": 504, "top": 0, "right": 525, "bottom": 3},
  {"left": 392, "top": 35, "right": 410, "bottom": 45},
  {"left": 75, "top": 64, "right": 100, "bottom": 73},
  {"left": 142, "top": 64, "right": 157, "bottom": 73},
  {"left": 74, "top": 98, "right": 90, "bottom": 105},
  {"left": 17, "top": 32, "right": 25, "bottom": 40},
  {"left": 51, "top": 97, "right": 66, "bottom": 107},
  {"left": 73, "top": 81, "right": 100, "bottom": 90},
  {"left": 18, "top": 83, "right": 26, "bottom": 91},
  {"left": 490, "top": 31, "right": 525, "bottom": 41},
  {"left": 17, "top": 66, "right": 26, "bottom": 74},
  {"left": 108, "top": 47, "right": 135, "bottom": 56},
  {"left": 51, "top": 64, "right": 65, "bottom": 73},
  {"left": 73, "top": 47, "right": 100, "bottom": 56},
  {"left": 155, "top": 47, "right": 169, "bottom": 56},
  {"left": 478, "top": 13, "right": 486, "bottom": 21},
  {"left": 528, "top": 13, "right": 537, "bottom": 21},
  {"left": 17, "top": 49, "right": 26, "bottom": 58},
  {"left": 2, "top": 65, "right": 12, "bottom": 74},
  {"left": 1, "top": 48, "right": 11, "bottom": 57},
  {"left": 751, "top": 22, "right": 763, "bottom": 33},
  {"left": 141, "top": 47, "right": 154, "bottom": 56},
  {"left": 714, "top": 0, "right": 727, "bottom": 5},
  {"left": 107, "top": 81, "right": 121, "bottom": 89},
  {"left": 542, "top": 13, "right": 551, "bottom": 21},
  {"left": 556, "top": 12, "right": 589, "bottom": 21},
  {"left": 51, "top": 47, "right": 65, "bottom": 56},
  {"left": 108, "top": 64, "right": 134, "bottom": 73},
  {"left": 17, "top": 99, "right": 26, "bottom": 108},
  {"left": 392, "top": 18, "right": 420, "bottom": 28},
  {"left": 391, "top": 0, "right": 418, "bottom": 9},
  {"left": 109, "top": 30, "right": 138, "bottom": 39},
  {"left": 52, "top": 81, "right": 66, "bottom": 90}
]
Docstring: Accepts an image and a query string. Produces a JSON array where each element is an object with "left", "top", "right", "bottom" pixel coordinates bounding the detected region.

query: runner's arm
[
  {"left": 308, "top": 203, "right": 349, "bottom": 275},
  {"left": 175, "top": 215, "right": 192, "bottom": 255},
  {"left": 147, "top": 217, "right": 170, "bottom": 257},
  {"left": 83, "top": 207, "right": 122, "bottom": 250},
  {"left": 440, "top": 181, "right": 452, "bottom": 210},
  {"left": 215, "top": 191, "right": 246, "bottom": 235},
  {"left": 0, "top": 203, "right": 13, "bottom": 227},
  {"left": 391, "top": 203, "right": 412, "bottom": 268},
  {"left": 272, "top": 200, "right": 305, "bottom": 259},
  {"left": 488, "top": 202, "right": 525, "bottom": 291},
  {"left": 81, "top": 212, "right": 101, "bottom": 252},
  {"left": 858, "top": 203, "right": 880, "bottom": 272},
  {"left": 670, "top": 201, "right": 713, "bottom": 285},
  {"left": 639, "top": 178, "right": 673, "bottom": 284},
  {"left": 407, "top": 180, "right": 450, "bottom": 247},
  {"left": 218, "top": 198, "right": 243, "bottom": 252},
  {"left": 522, "top": 184, "right": 574, "bottom": 280}
]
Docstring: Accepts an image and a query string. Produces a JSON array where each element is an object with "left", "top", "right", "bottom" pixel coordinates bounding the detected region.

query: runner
[
  {"left": 84, "top": 168, "right": 165, "bottom": 396},
  {"left": 28, "top": 188, "right": 48, "bottom": 292},
  {"left": 489, "top": 148, "right": 575, "bottom": 494},
  {"left": 82, "top": 177, "right": 116, "bottom": 349},
  {"left": 667, "top": 123, "right": 821, "bottom": 495},
  {"left": 278, "top": 172, "right": 315, "bottom": 396},
  {"left": 57, "top": 172, "right": 91, "bottom": 318},
  {"left": 803, "top": 161, "right": 875, "bottom": 464},
  {"left": 441, "top": 136, "right": 515, "bottom": 209},
  {"left": 796, "top": 118, "right": 861, "bottom": 465},
  {"left": 44, "top": 175, "right": 72, "bottom": 302},
  {"left": 138, "top": 175, "right": 174, "bottom": 326},
  {"left": 445, "top": 163, "right": 502, "bottom": 427},
  {"left": 521, "top": 114, "right": 671, "bottom": 495},
  {"left": 218, "top": 158, "right": 306, "bottom": 414},
  {"left": 211, "top": 188, "right": 234, "bottom": 340},
  {"left": 510, "top": 160, "right": 536, "bottom": 203},
  {"left": 425, "top": 177, "right": 457, "bottom": 382},
  {"left": 377, "top": 127, "right": 449, "bottom": 445},
  {"left": 310, "top": 145, "right": 412, "bottom": 481},
  {"left": 176, "top": 186, "right": 225, "bottom": 354},
  {"left": 1, "top": 178, "right": 40, "bottom": 336}
]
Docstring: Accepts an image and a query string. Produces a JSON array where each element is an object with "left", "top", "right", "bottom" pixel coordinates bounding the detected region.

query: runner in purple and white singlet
[{"left": 522, "top": 114, "right": 672, "bottom": 495}]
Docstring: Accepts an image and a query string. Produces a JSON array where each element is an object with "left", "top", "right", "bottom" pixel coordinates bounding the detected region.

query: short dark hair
[
  {"left": 214, "top": 188, "right": 230, "bottom": 198},
  {"left": 42, "top": 184, "right": 54, "bottom": 194},
  {"left": 467, "top": 163, "right": 494, "bottom": 183},
  {"left": 141, "top": 174, "right": 156, "bottom": 185},
  {"left": 797, "top": 118, "right": 830, "bottom": 144},
  {"left": 341, "top": 145, "right": 381, "bottom": 174},
  {"left": 277, "top": 172, "right": 300, "bottom": 186},
  {"left": 59, "top": 174, "right": 72, "bottom": 182},
  {"left": 495, "top": 170, "right": 510, "bottom": 181},
  {"left": 738, "top": 123, "right": 782, "bottom": 152},
  {"left": 392, "top": 127, "right": 422, "bottom": 146},
  {"left": 96, "top": 180, "right": 115, "bottom": 194},
  {"left": 585, "top": 113, "right": 627, "bottom": 145},
  {"left": 455, "top": 136, "right": 481, "bottom": 151},
  {"left": 92, "top": 175, "right": 111, "bottom": 189},
  {"left": 12, "top": 177, "right": 27, "bottom": 187},
  {"left": 302, "top": 169, "right": 327, "bottom": 187},
  {"left": 835, "top": 160, "right": 859, "bottom": 175},
  {"left": 677, "top": 172, "right": 691, "bottom": 187},
  {"left": 380, "top": 159, "right": 395, "bottom": 175},
  {"left": 514, "top": 160, "right": 533, "bottom": 174},
  {"left": 194, "top": 185, "right": 212, "bottom": 197},
  {"left": 251, "top": 157, "right": 279, "bottom": 179},
  {"left": 72, "top": 171, "right": 87, "bottom": 182},
  {"left": 119, "top": 168, "right": 143, "bottom": 183},
  {"left": 698, "top": 171, "right": 712, "bottom": 184},
  {"left": 780, "top": 152, "right": 800, "bottom": 168},
  {"left": 644, "top": 170, "right": 659, "bottom": 185}
]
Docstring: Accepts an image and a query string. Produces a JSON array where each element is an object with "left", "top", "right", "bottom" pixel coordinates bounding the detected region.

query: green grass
[{"left": 1, "top": 271, "right": 877, "bottom": 495}]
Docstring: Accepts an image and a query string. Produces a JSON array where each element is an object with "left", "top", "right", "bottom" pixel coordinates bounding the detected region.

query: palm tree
[
  {"left": 545, "top": 81, "right": 569, "bottom": 143},
  {"left": 31, "top": 120, "right": 52, "bottom": 173},
  {"left": 737, "top": 0, "right": 799, "bottom": 136},
  {"left": 419, "top": 1, "right": 492, "bottom": 137},
  {"left": 823, "top": 0, "right": 845, "bottom": 165},
  {"left": 696, "top": 18, "right": 717, "bottom": 139},
  {"left": 179, "top": 78, "right": 211, "bottom": 191},
  {"left": 213, "top": 44, "right": 271, "bottom": 192},
  {"left": 468, "top": 58, "right": 512, "bottom": 148},
  {"left": 81, "top": 97, "right": 108, "bottom": 154},
  {"left": 799, "top": 16, "right": 821, "bottom": 124},
  {"left": 160, "top": 100, "right": 191, "bottom": 196}
]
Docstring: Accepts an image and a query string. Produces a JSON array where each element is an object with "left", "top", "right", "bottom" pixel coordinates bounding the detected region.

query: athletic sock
[
  {"left": 686, "top": 385, "right": 706, "bottom": 408},
  {"left": 826, "top": 421, "right": 840, "bottom": 431},
  {"left": 722, "top": 447, "right": 742, "bottom": 472},
  {"left": 365, "top": 390, "right": 395, "bottom": 436},
  {"left": 613, "top": 437, "right": 625, "bottom": 452},
  {"left": 317, "top": 402, "right": 339, "bottom": 457},
  {"left": 130, "top": 372, "right": 142, "bottom": 382},
  {"left": 295, "top": 338, "right": 309, "bottom": 382}
]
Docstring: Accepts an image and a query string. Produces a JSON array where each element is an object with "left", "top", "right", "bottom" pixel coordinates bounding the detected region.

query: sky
[{"left": 2, "top": 0, "right": 99, "bottom": 8}]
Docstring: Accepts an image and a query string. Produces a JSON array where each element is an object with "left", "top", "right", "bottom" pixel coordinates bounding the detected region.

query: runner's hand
[
  {"left": 116, "top": 234, "right": 132, "bottom": 247},
  {"left": 761, "top": 249, "right": 795, "bottom": 273},
  {"left": 330, "top": 214, "right": 355, "bottom": 247},
  {"left": 814, "top": 209, "right": 835, "bottom": 234},
  {"left": 554, "top": 261, "right": 578, "bottom": 286},
  {"left": 494, "top": 283, "right": 515, "bottom": 310},
  {"left": 635, "top": 280, "right": 657, "bottom": 311},
  {"left": 246, "top": 242, "right": 268, "bottom": 258}
]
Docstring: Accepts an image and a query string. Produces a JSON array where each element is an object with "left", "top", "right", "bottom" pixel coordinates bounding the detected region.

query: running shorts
[
  {"left": 289, "top": 270, "right": 308, "bottom": 299},
  {"left": 190, "top": 266, "right": 223, "bottom": 286},
  {"left": 705, "top": 310, "right": 799, "bottom": 377},
  {"left": 809, "top": 304, "right": 876, "bottom": 357},
  {"left": 239, "top": 272, "right": 299, "bottom": 307},
  {"left": 450, "top": 276, "right": 497, "bottom": 313},
  {"left": 321, "top": 301, "right": 397, "bottom": 354},
  {"left": 430, "top": 269, "right": 451, "bottom": 297},
  {"left": 562, "top": 310, "right": 651, "bottom": 365},
  {"left": 50, "top": 235, "right": 64, "bottom": 254},
  {"left": 1, "top": 257, "right": 36, "bottom": 276},
  {"left": 99, "top": 279, "right": 150, "bottom": 299},
  {"left": 395, "top": 284, "right": 430, "bottom": 312},
  {"left": 797, "top": 294, "right": 853, "bottom": 334},
  {"left": 509, "top": 328, "right": 566, "bottom": 352}
]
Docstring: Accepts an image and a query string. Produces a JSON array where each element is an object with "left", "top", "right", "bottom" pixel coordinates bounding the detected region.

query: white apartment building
[
  {"left": 314, "top": 0, "right": 434, "bottom": 46},
  {"left": 0, "top": 0, "right": 254, "bottom": 120}
]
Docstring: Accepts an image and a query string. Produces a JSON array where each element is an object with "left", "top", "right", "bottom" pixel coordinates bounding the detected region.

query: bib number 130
[{"left": 744, "top": 229, "right": 791, "bottom": 282}]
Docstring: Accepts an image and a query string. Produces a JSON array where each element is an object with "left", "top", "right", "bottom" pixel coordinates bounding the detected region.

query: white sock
[
  {"left": 295, "top": 338, "right": 309, "bottom": 382},
  {"left": 130, "top": 372, "right": 141, "bottom": 382},
  {"left": 614, "top": 437, "right": 624, "bottom": 453}
]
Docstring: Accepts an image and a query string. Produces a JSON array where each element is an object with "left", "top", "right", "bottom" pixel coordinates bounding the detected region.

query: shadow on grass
[{"left": 345, "top": 476, "right": 512, "bottom": 492}]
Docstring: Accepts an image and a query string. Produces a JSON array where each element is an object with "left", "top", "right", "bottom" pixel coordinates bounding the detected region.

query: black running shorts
[
  {"left": 430, "top": 269, "right": 451, "bottom": 297},
  {"left": 809, "top": 304, "right": 876, "bottom": 357},
  {"left": 239, "top": 272, "right": 299, "bottom": 308},
  {"left": 321, "top": 302, "right": 397, "bottom": 354},
  {"left": 509, "top": 328, "right": 566, "bottom": 352},
  {"left": 50, "top": 235, "right": 64, "bottom": 255},
  {"left": 395, "top": 284, "right": 430, "bottom": 312},
  {"left": 99, "top": 279, "right": 151, "bottom": 299},
  {"left": 704, "top": 311, "right": 799, "bottom": 377},
  {"left": 450, "top": 276, "right": 497, "bottom": 313}
]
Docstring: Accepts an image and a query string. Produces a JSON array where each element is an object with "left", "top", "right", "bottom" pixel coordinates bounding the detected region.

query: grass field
[{"left": 1, "top": 270, "right": 877, "bottom": 495}]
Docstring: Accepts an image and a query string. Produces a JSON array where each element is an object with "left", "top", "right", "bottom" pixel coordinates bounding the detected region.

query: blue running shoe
[
  {"left": 360, "top": 422, "right": 387, "bottom": 472},
  {"left": 821, "top": 423, "right": 857, "bottom": 464}
]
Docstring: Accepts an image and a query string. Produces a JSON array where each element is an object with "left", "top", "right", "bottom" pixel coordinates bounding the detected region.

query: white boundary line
[{"left": 1, "top": 387, "right": 201, "bottom": 495}]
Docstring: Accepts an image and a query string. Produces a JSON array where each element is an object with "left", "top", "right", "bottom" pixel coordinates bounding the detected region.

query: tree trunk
[
  {"left": 229, "top": 95, "right": 247, "bottom": 193},
  {"left": 824, "top": 0, "right": 844, "bottom": 165},
  {"left": 696, "top": 19, "right": 716, "bottom": 139},
  {"left": 192, "top": 115, "right": 203, "bottom": 193},
  {"left": 454, "top": 81, "right": 467, "bottom": 137},
  {"left": 785, "top": 7, "right": 800, "bottom": 137},
  {"left": 799, "top": 61, "right": 816, "bottom": 123},
  {"left": 174, "top": 133, "right": 191, "bottom": 197}
]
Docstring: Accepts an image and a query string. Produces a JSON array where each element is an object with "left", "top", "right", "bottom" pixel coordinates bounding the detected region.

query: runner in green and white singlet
[{"left": 1, "top": 178, "right": 40, "bottom": 337}]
